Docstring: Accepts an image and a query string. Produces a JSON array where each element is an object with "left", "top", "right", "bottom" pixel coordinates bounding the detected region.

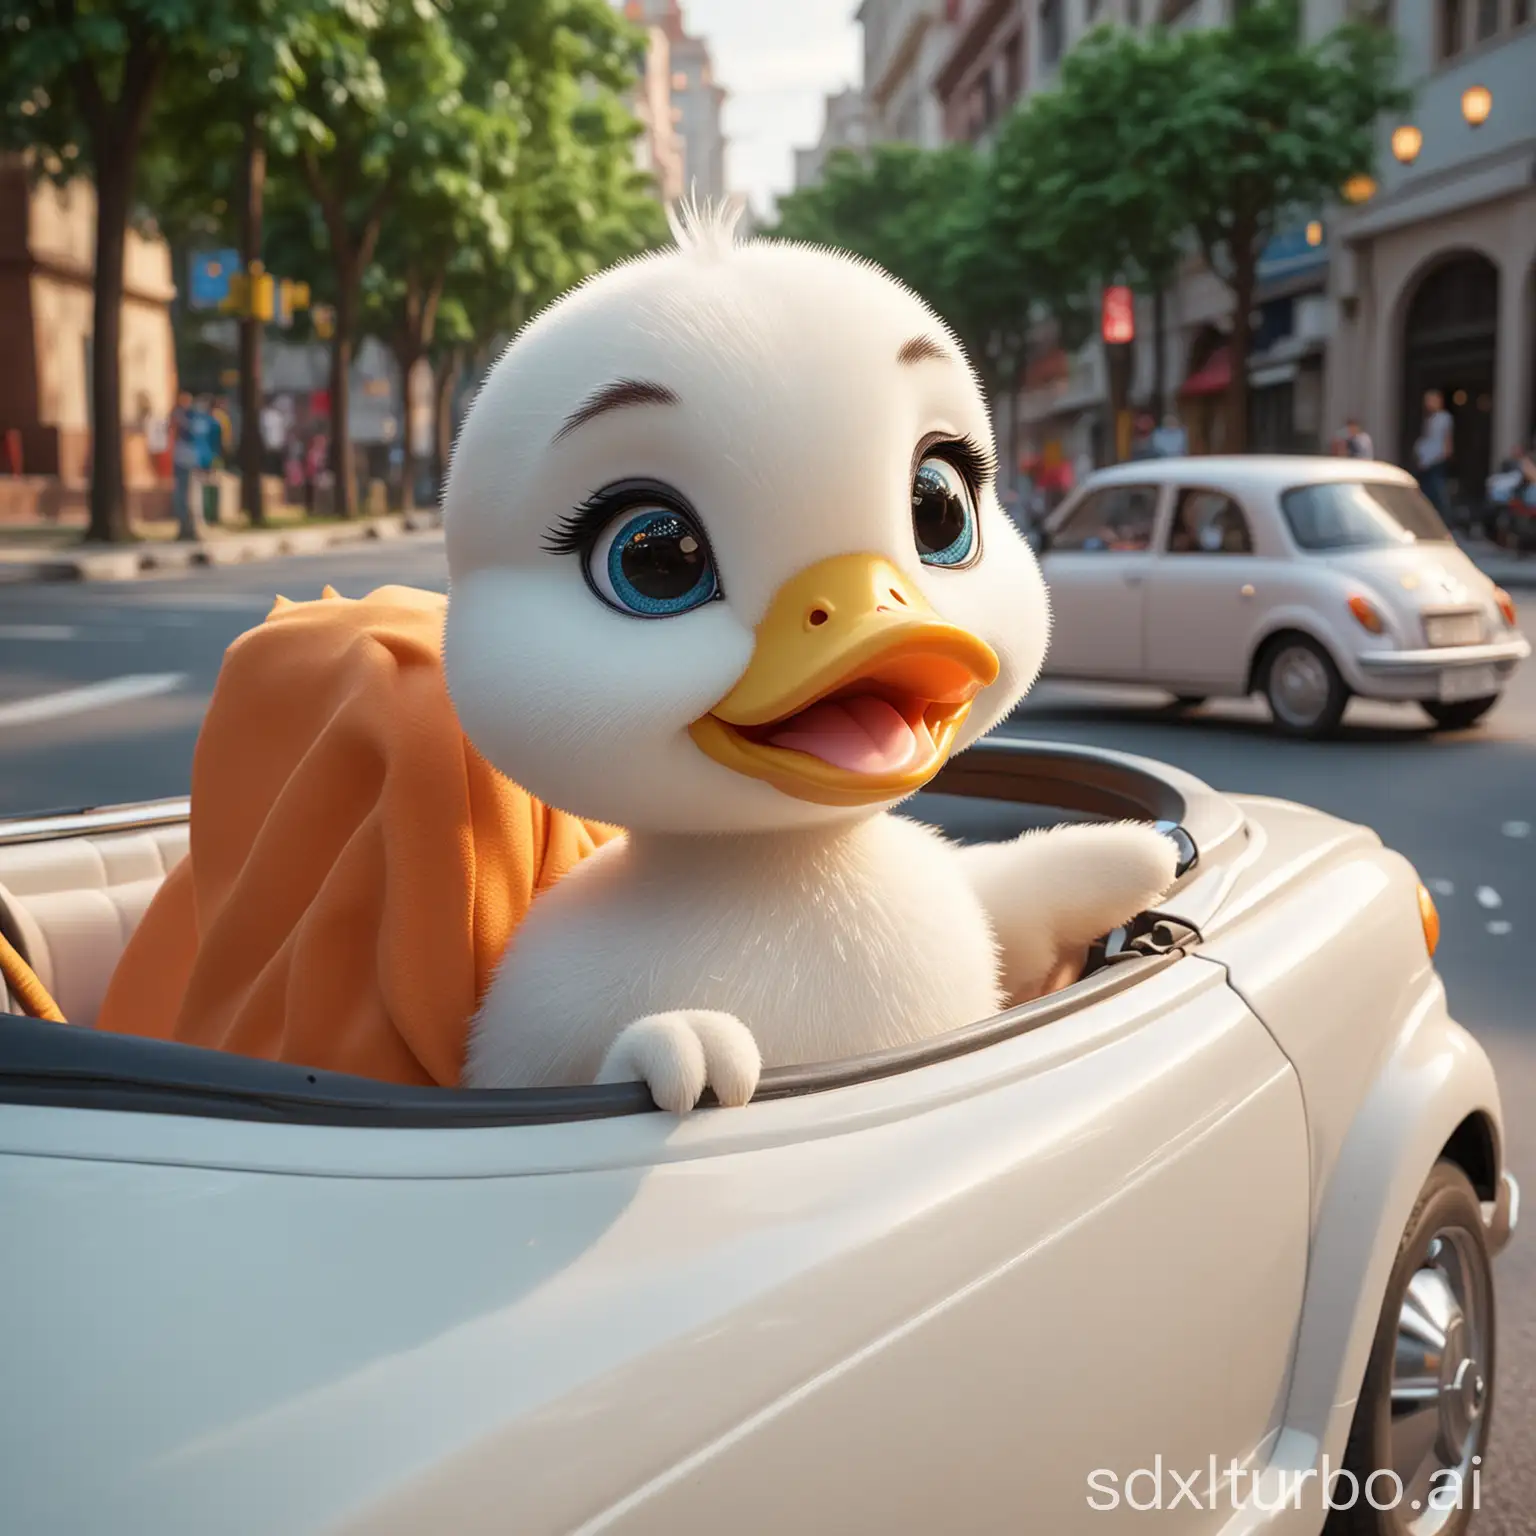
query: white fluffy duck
[{"left": 443, "top": 200, "right": 1178, "bottom": 1112}]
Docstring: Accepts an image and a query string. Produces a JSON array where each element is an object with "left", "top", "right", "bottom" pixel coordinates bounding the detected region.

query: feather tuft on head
[{"left": 667, "top": 186, "right": 748, "bottom": 262}]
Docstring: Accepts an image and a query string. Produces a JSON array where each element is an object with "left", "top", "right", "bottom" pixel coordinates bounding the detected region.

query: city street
[{"left": 0, "top": 539, "right": 1533, "bottom": 1527}]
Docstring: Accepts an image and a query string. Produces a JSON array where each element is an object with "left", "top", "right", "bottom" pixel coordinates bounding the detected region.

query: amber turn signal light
[
  {"left": 1493, "top": 586, "right": 1517, "bottom": 627},
  {"left": 1417, "top": 883, "right": 1440, "bottom": 958},
  {"left": 1348, "top": 594, "right": 1386, "bottom": 634}
]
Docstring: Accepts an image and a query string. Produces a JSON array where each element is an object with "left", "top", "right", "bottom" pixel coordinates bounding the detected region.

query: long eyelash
[
  {"left": 943, "top": 433, "right": 998, "bottom": 492},
  {"left": 542, "top": 489, "right": 624, "bottom": 556}
]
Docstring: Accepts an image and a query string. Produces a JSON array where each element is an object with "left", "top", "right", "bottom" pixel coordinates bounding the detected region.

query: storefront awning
[{"left": 1180, "top": 347, "right": 1232, "bottom": 398}]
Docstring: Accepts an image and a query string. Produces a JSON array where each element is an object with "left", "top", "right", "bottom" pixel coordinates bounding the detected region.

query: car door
[
  {"left": 1040, "top": 482, "right": 1163, "bottom": 681},
  {"left": 1144, "top": 485, "right": 1268, "bottom": 692}
]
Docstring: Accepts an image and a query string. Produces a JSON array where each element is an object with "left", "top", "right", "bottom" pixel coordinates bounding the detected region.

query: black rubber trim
[
  {"left": 0, "top": 738, "right": 1202, "bottom": 1126},
  {"left": 0, "top": 953, "right": 1180, "bottom": 1126},
  {"left": 927, "top": 746, "right": 1186, "bottom": 824}
]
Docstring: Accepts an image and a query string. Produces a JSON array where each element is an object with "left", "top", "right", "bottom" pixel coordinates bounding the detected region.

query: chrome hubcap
[
  {"left": 1269, "top": 645, "right": 1331, "bottom": 727},
  {"left": 1389, "top": 1229, "right": 1489, "bottom": 1533}
]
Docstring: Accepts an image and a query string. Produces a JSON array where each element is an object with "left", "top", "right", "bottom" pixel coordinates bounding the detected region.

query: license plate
[
  {"left": 1425, "top": 613, "right": 1484, "bottom": 647},
  {"left": 1439, "top": 665, "right": 1495, "bottom": 703}
]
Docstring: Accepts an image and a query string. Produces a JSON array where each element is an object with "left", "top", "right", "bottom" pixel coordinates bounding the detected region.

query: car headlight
[
  {"left": 1493, "top": 586, "right": 1517, "bottom": 628},
  {"left": 1348, "top": 594, "right": 1387, "bottom": 635}
]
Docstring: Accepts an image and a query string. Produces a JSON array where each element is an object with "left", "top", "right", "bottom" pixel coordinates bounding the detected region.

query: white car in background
[{"left": 1037, "top": 457, "right": 1530, "bottom": 738}]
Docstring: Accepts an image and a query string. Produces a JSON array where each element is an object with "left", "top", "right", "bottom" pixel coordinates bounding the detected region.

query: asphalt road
[{"left": 0, "top": 537, "right": 1532, "bottom": 1528}]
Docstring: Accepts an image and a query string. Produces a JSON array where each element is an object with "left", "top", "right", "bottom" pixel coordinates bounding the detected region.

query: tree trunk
[
  {"left": 237, "top": 109, "right": 267, "bottom": 525},
  {"left": 86, "top": 145, "right": 134, "bottom": 543},
  {"left": 80, "top": 39, "right": 162, "bottom": 544},
  {"left": 329, "top": 263, "right": 359, "bottom": 518},
  {"left": 1105, "top": 340, "right": 1133, "bottom": 463},
  {"left": 1227, "top": 236, "right": 1256, "bottom": 455},
  {"left": 392, "top": 342, "right": 422, "bottom": 511},
  {"left": 1151, "top": 285, "right": 1168, "bottom": 423},
  {"left": 432, "top": 347, "right": 464, "bottom": 494}
]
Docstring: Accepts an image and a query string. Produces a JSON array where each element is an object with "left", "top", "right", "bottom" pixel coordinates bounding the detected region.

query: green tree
[
  {"left": 770, "top": 141, "right": 1080, "bottom": 482},
  {"left": 990, "top": 24, "right": 1189, "bottom": 430},
  {"left": 140, "top": 0, "right": 321, "bottom": 523},
  {"left": 0, "top": 0, "right": 247, "bottom": 541},
  {"left": 360, "top": 0, "right": 661, "bottom": 508},
  {"left": 1148, "top": 0, "right": 1405, "bottom": 449}
]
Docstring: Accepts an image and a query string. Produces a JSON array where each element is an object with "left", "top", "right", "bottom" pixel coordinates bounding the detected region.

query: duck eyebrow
[
  {"left": 553, "top": 379, "right": 679, "bottom": 443},
  {"left": 898, "top": 335, "right": 949, "bottom": 366}
]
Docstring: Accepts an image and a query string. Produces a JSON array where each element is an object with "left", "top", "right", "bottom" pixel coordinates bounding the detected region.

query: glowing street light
[
  {"left": 1390, "top": 124, "right": 1423, "bottom": 164},
  {"left": 1342, "top": 174, "right": 1377, "bottom": 204},
  {"left": 1305, "top": 220, "right": 1324, "bottom": 247},
  {"left": 1461, "top": 85, "right": 1492, "bottom": 127}
]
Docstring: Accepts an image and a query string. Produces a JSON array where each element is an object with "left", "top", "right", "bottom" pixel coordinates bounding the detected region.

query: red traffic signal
[{"left": 1101, "top": 285, "right": 1135, "bottom": 345}]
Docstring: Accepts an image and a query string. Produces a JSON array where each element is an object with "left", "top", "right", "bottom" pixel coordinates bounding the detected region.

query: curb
[{"left": 0, "top": 511, "right": 442, "bottom": 584}]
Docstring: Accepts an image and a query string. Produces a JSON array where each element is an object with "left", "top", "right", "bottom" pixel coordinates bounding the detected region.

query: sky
[{"left": 676, "top": 0, "right": 862, "bottom": 220}]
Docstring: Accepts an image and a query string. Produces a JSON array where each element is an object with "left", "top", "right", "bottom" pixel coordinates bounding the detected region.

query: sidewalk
[{"left": 0, "top": 509, "right": 443, "bottom": 584}]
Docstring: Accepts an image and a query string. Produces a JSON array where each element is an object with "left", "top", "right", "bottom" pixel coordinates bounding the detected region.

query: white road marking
[
  {"left": 1487, "top": 921, "right": 1513, "bottom": 936},
  {"left": 1429, "top": 878, "right": 1455, "bottom": 896},
  {"left": 1503, "top": 820, "right": 1531, "bottom": 839},
  {"left": 0, "top": 672, "right": 187, "bottom": 729},
  {"left": 1476, "top": 886, "right": 1503, "bottom": 910},
  {"left": 0, "top": 624, "right": 80, "bottom": 641}
]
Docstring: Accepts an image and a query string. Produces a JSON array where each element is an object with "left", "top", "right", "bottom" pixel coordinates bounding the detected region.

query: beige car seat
[{"left": 0, "top": 823, "right": 190, "bottom": 1027}]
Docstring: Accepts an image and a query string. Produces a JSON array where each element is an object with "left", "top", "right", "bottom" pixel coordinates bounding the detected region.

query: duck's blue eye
[
  {"left": 587, "top": 507, "right": 720, "bottom": 617},
  {"left": 912, "top": 457, "right": 978, "bottom": 568}
]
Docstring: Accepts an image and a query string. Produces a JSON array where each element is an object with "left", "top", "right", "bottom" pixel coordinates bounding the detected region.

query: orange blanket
[{"left": 96, "top": 584, "right": 621, "bottom": 1086}]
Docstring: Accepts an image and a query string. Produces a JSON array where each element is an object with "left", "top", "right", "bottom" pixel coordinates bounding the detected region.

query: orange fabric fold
[{"left": 95, "top": 584, "right": 621, "bottom": 1086}]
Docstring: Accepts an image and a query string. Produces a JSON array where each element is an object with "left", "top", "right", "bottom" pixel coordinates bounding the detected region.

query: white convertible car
[
  {"left": 0, "top": 737, "right": 1518, "bottom": 1536},
  {"left": 1038, "top": 457, "right": 1529, "bottom": 738}
]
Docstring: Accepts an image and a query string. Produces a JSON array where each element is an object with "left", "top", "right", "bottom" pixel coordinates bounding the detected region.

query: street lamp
[
  {"left": 1390, "top": 124, "right": 1423, "bottom": 164},
  {"left": 1342, "top": 174, "right": 1377, "bottom": 204},
  {"left": 1305, "top": 220, "right": 1324, "bottom": 246},
  {"left": 1461, "top": 85, "right": 1492, "bottom": 127}
]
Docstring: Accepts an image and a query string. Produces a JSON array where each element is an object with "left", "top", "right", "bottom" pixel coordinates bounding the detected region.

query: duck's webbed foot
[
  {"left": 961, "top": 821, "right": 1180, "bottom": 1005},
  {"left": 595, "top": 1010, "right": 762, "bottom": 1113}
]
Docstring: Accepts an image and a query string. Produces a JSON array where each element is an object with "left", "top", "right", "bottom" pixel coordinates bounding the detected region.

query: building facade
[
  {"left": 793, "top": 88, "right": 873, "bottom": 190},
  {"left": 627, "top": 19, "right": 687, "bottom": 203},
  {"left": 626, "top": 0, "right": 727, "bottom": 202},
  {"left": 0, "top": 155, "right": 176, "bottom": 485},
  {"left": 932, "top": 0, "right": 1027, "bottom": 147},
  {"left": 858, "top": 0, "right": 952, "bottom": 148},
  {"left": 1318, "top": 0, "right": 1535, "bottom": 500}
]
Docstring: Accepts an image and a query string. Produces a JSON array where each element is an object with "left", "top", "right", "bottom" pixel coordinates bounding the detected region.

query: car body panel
[
  {"left": 1039, "top": 456, "right": 1530, "bottom": 705},
  {"left": 0, "top": 960, "right": 1309, "bottom": 1536},
  {"left": 0, "top": 744, "right": 1516, "bottom": 1536},
  {"left": 1041, "top": 546, "right": 1155, "bottom": 679}
]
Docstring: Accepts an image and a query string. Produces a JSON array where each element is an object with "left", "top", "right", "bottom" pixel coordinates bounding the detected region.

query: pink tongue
[{"left": 766, "top": 695, "right": 919, "bottom": 773}]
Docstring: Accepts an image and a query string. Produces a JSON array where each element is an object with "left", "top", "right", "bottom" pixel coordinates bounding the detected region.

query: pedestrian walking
[
  {"left": 1413, "top": 389, "right": 1454, "bottom": 519},
  {"left": 1341, "top": 416, "right": 1374, "bottom": 459},
  {"left": 1150, "top": 413, "right": 1189, "bottom": 457},
  {"left": 169, "top": 391, "right": 203, "bottom": 540}
]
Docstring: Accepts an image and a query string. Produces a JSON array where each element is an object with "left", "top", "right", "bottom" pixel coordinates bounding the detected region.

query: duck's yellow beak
[{"left": 689, "top": 552, "right": 999, "bottom": 807}]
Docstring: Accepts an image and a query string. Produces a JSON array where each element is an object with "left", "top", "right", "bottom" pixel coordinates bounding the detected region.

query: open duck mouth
[
  {"left": 687, "top": 552, "right": 999, "bottom": 807},
  {"left": 724, "top": 681, "right": 969, "bottom": 778}
]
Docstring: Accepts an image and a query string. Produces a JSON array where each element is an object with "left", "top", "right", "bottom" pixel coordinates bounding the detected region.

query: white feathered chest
[{"left": 464, "top": 813, "right": 1002, "bottom": 1089}]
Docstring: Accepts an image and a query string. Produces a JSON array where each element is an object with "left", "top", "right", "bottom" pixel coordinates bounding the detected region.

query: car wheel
[
  {"left": 1262, "top": 636, "right": 1348, "bottom": 738},
  {"left": 1421, "top": 697, "right": 1499, "bottom": 732},
  {"left": 1325, "top": 1162, "right": 1496, "bottom": 1536}
]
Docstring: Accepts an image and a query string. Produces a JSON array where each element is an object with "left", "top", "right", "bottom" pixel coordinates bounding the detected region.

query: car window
[
  {"left": 1051, "top": 485, "right": 1159, "bottom": 552},
  {"left": 1279, "top": 480, "right": 1453, "bottom": 551},
  {"left": 1167, "top": 489, "right": 1253, "bottom": 555}
]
